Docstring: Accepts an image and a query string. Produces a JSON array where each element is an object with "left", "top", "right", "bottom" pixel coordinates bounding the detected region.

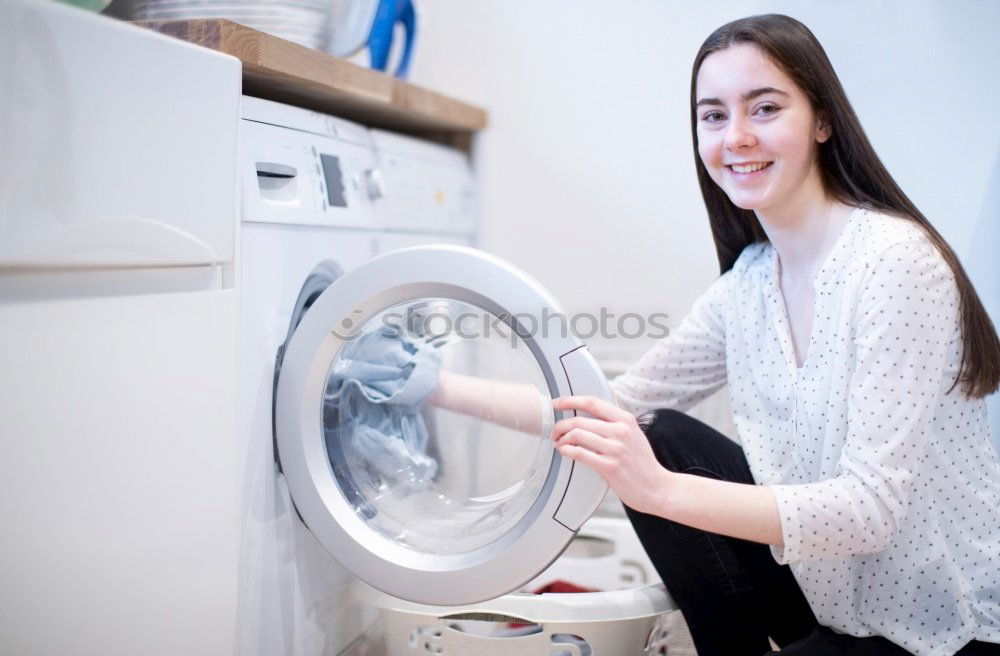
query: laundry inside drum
[{"left": 322, "top": 297, "right": 556, "bottom": 556}]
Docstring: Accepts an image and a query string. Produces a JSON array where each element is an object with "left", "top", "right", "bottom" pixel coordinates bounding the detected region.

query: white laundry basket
[{"left": 354, "top": 516, "right": 677, "bottom": 655}]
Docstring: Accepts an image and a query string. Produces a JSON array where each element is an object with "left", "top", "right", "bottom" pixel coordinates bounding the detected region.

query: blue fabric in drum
[{"left": 323, "top": 326, "right": 443, "bottom": 495}]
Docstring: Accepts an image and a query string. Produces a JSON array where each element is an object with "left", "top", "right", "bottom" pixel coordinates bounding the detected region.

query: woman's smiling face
[{"left": 695, "top": 43, "right": 831, "bottom": 213}]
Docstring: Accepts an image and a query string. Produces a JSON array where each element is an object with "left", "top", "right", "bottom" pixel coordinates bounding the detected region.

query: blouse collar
[{"left": 764, "top": 205, "right": 865, "bottom": 290}]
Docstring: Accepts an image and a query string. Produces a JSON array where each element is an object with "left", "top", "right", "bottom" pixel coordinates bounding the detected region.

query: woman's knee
[
  {"left": 640, "top": 409, "right": 699, "bottom": 470},
  {"left": 644, "top": 408, "right": 697, "bottom": 435},
  {"left": 640, "top": 408, "right": 743, "bottom": 474}
]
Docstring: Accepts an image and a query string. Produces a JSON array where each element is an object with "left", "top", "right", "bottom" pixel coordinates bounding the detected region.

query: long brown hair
[{"left": 690, "top": 14, "right": 1000, "bottom": 398}]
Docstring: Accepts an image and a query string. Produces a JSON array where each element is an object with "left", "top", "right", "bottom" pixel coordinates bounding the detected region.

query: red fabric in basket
[
  {"left": 531, "top": 579, "right": 599, "bottom": 594},
  {"left": 507, "top": 580, "right": 600, "bottom": 628}
]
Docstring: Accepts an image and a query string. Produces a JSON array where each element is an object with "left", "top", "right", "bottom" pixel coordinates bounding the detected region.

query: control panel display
[{"left": 320, "top": 153, "right": 348, "bottom": 208}]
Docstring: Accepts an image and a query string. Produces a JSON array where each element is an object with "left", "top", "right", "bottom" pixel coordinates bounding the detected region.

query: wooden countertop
[{"left": 133, "top": 19, "right": 487, "bottom": 147}]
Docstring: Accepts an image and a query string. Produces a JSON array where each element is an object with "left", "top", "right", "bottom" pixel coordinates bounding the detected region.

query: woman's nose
[{"left": 724, "top": 116, "right": 756, "bottom": 151}]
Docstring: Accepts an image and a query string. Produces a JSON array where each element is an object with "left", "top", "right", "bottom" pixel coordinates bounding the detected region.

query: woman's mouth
[{"left": 726, "top": 161, "right": 773, "bottom": 178}]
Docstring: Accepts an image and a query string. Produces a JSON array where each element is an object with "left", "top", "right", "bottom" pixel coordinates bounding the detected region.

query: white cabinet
[{"left": 0, "top": 2, "right": 242, "bottom": 654}]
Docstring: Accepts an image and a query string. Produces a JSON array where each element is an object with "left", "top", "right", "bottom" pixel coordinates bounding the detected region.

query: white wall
[{"left": 407, "top": 0, "right": 1000, "bottom": 451}]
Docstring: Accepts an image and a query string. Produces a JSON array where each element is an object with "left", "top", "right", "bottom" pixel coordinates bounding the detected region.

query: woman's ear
[{"left": 815, "top": 110, "right": 833, "bottom": 143}]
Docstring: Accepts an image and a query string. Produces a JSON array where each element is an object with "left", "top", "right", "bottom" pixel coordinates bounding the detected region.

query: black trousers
[{"left": 624, "top": 409, "right": 1000, "bottom": 656}]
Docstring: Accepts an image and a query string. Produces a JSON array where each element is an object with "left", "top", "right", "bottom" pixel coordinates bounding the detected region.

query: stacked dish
[{"left": 132, "top": 0, "right": 331, "bottom": 50}]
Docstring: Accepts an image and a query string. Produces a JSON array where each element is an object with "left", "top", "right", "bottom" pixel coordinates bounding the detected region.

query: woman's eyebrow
[{"left": 695, "top": 86, "right": 791, "bottom": 107}]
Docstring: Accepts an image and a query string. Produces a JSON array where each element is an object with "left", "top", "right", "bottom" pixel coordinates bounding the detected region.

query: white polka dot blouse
[{"left": 611, "top": 207, "right": 1000, "bottom": 655}]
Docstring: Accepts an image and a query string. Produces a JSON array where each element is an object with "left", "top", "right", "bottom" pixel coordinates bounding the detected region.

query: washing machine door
[{"left": 275, "top": 244, "right": 611, "bottom": 606}]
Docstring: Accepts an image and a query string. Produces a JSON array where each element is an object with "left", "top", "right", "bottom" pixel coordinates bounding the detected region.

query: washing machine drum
[{"left": 274, "top": 245, "right": 612, "bottom": 606}]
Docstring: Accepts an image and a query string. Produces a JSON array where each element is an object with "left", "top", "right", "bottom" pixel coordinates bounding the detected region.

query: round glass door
[
  {"left": 324, "top": 297, "right": 555, "bottom": 556},
  {"left": 275, "top": 245, "right": 610, "bottom": 605}
]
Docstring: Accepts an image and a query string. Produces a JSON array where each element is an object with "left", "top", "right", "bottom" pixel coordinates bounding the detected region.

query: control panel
[
  {"left": 240, "top": 117, "right": 385, "bottom": 229},
  {"left": 240, "top": 96, "right": 477, "bottom": 237}
]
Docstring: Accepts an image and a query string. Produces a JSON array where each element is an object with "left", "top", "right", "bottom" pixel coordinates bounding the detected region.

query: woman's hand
[{"left": 550, "top": 396, "right": 674, "bottom": 516}]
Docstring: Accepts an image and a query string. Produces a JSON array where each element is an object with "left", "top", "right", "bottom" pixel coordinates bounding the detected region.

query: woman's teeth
[{"left": 729, "top": 162, "right": 771, "bottom": 173}]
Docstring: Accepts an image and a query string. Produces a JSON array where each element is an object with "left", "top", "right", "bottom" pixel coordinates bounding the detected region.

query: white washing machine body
[
  {"left": 237, "top": 97, "right": 613, "bottom": 654},
  {"left": 238, "top": 97, "right": 477, "bottom": 653}
]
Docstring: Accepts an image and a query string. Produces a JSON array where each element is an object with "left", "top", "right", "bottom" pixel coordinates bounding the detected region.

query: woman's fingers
[
  {"left": 556, "top": 442, "right": 612, "bottom": 471},
  {"left": 552, "top": 395, "right": 632, "bottom": 423},
  {"left": 550, "top": 415, "right": 622, "bottom": 441},
  {"left": 553, "top": 426, "right": 610, "bottom": 452}
]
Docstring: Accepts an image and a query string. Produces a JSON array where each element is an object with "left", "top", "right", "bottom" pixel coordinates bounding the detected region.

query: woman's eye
[
  {"left": 755, "top": 103, "right": 780, "bottom": 116},
  {"left": 702, "top": 111, "right": 726, "bottom": 123}
]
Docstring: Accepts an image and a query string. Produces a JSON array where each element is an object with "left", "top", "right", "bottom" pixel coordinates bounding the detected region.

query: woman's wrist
[
  {"left": 650, "top": 468, "right": 680, "bottom": 519},
  {"left": 629, "top": 467, "right": 679, "bottom": 518}
]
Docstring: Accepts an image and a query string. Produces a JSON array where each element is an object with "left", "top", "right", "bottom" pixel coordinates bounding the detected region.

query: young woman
[{"left": 549, "top": 14, "right": 1000, "bottom": 656}]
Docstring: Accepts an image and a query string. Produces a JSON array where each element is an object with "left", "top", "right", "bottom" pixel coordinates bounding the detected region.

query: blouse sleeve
[
  {"left": 610, "top": 269, "right": 732, "bottom": 416},
  {"left": 769, "top": 237, "right": 958, "bottom": 565}
]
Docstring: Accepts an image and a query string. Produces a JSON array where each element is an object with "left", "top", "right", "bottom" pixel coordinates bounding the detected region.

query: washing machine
[{"left": 237, "top": 96, "right": 637, "bottom": 654}]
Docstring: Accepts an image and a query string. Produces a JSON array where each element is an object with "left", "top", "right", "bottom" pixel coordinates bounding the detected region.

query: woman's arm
[
  {"left": 425, "top": 369, "right": 548, "bottom": 435},
  {"left": 657, "top": 470, "right": 783, "bottom": 546},
  {"left": 551, "top": 395, "right": 783, "bottom": 546},
  {"left": 424, "top": 263, "right": 733, "bottom": 438}
]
